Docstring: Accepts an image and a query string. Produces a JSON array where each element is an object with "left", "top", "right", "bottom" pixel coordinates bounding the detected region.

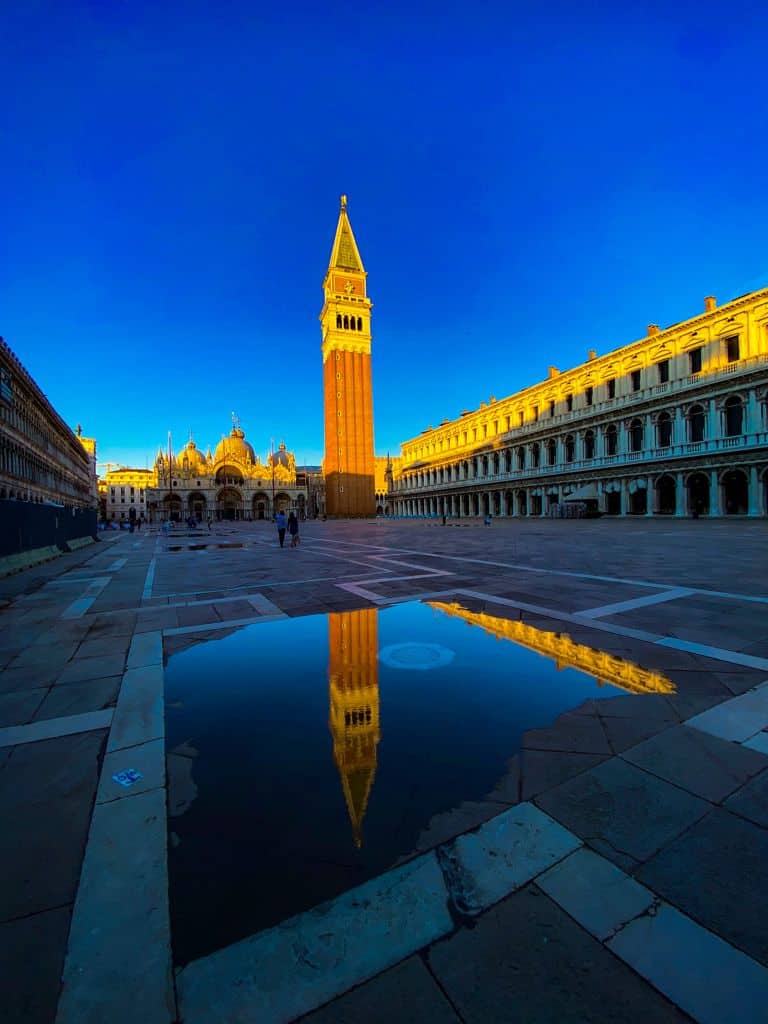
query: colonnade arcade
[{"left": 157, "top": 490, "right": 302, "bottom": 521}]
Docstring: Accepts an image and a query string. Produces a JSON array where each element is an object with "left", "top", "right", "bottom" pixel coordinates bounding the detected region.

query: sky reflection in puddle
[{"left": 164, "top": 599, "right": 673, "bottom": 964}]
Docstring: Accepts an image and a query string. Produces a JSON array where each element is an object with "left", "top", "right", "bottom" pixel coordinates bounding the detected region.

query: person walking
[
  {"left": 275, "top": 509, "right": 287, "bottom": 547},
  {"left": 288, "top": 511, "right": 300, "bottom": 547}
]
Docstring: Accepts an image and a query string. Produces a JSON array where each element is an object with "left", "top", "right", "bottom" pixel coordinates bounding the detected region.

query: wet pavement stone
[
  {"left": 0, "top": 904, "right": 72, "bottom": 1024},
  {"left": 622, "top": 724, "right": 768, "bottom": 802},
  {"left": 637, "top": 807, "right": 768, "bottom": 966},
  {"left": 724, "top": 766, "right": 768, "bottom": 827},
  {"left": 535, "top": 757, "right": 710, "bottom": 870},
  {"left": 428, "top": 885, "right": 689, "bottom": 1023}
]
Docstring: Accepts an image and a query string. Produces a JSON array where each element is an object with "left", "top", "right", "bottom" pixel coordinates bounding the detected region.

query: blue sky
[{"left": 2, "top": 1, "right": 767, "bottom": 470}]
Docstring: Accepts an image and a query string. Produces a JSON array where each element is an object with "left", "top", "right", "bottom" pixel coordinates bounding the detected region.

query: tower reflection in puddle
[{"left": 327, "top": 609, "right": 380, "bottom": 849}]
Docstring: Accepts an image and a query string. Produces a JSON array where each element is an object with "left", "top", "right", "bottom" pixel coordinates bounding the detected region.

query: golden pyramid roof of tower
[{"left": 328, "top": 195, "right": 365, "bottom": 272}]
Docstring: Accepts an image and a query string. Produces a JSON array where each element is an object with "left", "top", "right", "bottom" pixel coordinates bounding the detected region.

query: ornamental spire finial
[{"left": 340, "top": 194, "right": 347, "bottom": 210}]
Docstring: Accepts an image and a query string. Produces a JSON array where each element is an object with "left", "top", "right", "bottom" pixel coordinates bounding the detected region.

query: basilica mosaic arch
[{"left": 145, "top": 424, "right": 308, "bottom": 522}]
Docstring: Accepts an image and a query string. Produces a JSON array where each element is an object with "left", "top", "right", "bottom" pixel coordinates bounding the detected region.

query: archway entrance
[
  {"left": 161, "top": 493, "right": 183, "bottom": 522},
  {"left": 656, "top": 475, "right": 676, "bottom": 515},
  {"left": 629, "top": 488, "right": 647, "bottom": 515},
  {"left": 252, "top": 492, "right": 270, "bottom": 520},
  {"left": 188, "top": 492, "right": 207, "bottom": 521},
  {"left": 605, "top": 491, "right": 620, "bottom": 516},
  {"left": 722, "top": 470, "right": 748, "bottom": 515},
  {"left": 274, "top": 492, "right": 291, "bottom": 514},
  {"left": 516, "top": 490, "right": 527, "bottom": 516},
  {"left": 217, "top": 487, "right": 244, "bottom": 520},
  {"left": 687, "top": 473, "right": 709, "bottom": 516}
]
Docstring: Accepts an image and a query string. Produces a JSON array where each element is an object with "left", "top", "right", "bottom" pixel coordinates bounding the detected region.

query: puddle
[
  {"left": 167, "top": 543, "right": 247, "bottom": 552},
  {"left": 164, "top": 599, "right": 673, "bottom": 965}
]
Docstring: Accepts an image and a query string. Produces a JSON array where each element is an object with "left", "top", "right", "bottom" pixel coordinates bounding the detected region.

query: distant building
[
  {"left": 0, "top": 336, "right": 95, "bottom": 508},
  {"left": 390, "top": 289, "right": 768, "bottom": 518},
  {"left": 374, "top": 455, "right": 400, "bottom": 514},
  {"left": 145, "top": 424, "right": 309, "bottom": 521},
  {"left": 104, "top": 467, "right": 154, "bottom": 522},
  {"left": 321, "top": 196, "right": 376, "bottom": 516}
]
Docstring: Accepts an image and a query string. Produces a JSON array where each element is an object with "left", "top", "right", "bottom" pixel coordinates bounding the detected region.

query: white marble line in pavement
[
  {"left": 164, "top": 613, "right": 288, "bottom": 637},
  {"left": 60, "top": 577, "right": 111, "bottom": 620},
  {"left": 310, "top": 537, "right": 768, "bottom": 605},
  {"left": 575, "top": 587, "right": 696, "bottom": 619},
  {"left": 0, "top": 708, "right": 113, "bottom": 748},
  {"left": 141, "top": 557, "right": 156, "bottom": 600},
  {"left": 107, "top": 557, "right": 128, "bottom": 572},
  {"left": 656, "top": 638, "right": 768, "bottom": 672}
]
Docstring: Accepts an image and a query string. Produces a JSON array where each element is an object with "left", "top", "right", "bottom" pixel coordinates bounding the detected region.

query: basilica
[{"left": 145, "top": 424, "right": 309, "bottom": 522}]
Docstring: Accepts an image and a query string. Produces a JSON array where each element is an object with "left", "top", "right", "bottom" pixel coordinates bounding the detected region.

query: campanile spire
[{"left": 320, "top": 196, "right": 375, "bottom": 516}]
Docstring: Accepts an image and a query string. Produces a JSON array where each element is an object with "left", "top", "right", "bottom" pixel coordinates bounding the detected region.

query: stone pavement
[{"left": 1, "top": 517, "right": 768, "bottom": 1022}]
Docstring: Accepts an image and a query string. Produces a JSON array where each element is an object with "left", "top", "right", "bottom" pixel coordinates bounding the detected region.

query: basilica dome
[
  {"left": 214, "top": 426, "right": 256, "bottom": 464},
  {"left": 270, "top": 442, "right": 292, "bottom": 468},
  {"left": 179, "top": 440, "right": 207, "bottom": 474}
]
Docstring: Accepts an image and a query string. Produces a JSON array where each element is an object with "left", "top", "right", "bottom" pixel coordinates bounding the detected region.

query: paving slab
[
  {"left": 0, "top": 904, "right": 72, "bottom": 1024},
  {"left": 622, "top": 724, "right": 768, "bottom": 802},
  {"left": 608, "top": 901, "right": 768, "bottom": 1024},
  {"left": 55, "top": 653, "right": 126, "bottom": 686},
  {"left": 637, "top": 807, "right": 768, "bottom": 965},
  {"left": 535, "top": 757, "right": 710, "bottom": 870},
  {"left": 414, "top": 800, "right": 507, "bottom": 852},
  {"left": 56, "top": 786, "right": 174, "bottom": 1024},
  {"left": 0, "top": 662, "right": 66, "bottom": 694},
  {"left": 0, "top": 730, "right": 105, "bottom": 920},
  {"left": 537, "top": 846, "right": 655, "bottom": 941},
  {"left": 686, "top": 686, "right": 768, "bottom": 742},
  {"left": 724, "top": 767, "right": 768, "bottom": 827},
  {"left": 97, "top": 737, "right": 166, "bottom": 804},
  {"left": 178, "top": 853, "right": 453, "bottom": 1024},
  {"left": 522, "top": 710, "right": 612, "bottom": 755},
  {"left": 0, "top": 687, "right": 47, "bottom": 727},
  {"left": 106, "top": 664, "right": 164, "bottom": 753},
  {"left": 519, "top": 748, "right": 608, "bottom": 799},
  {"left": 32, "top": 676, "right": 121, "bottom": 721},
  {"left": 744, "top": 731, "right": 768, "bottom": 754},
  {"left": 127, "top": 630, "right": 162, "bottom": 669},
  {"left": 299, "top": 956, "right": 460, "bottom": 1024},
  {"left": 438, "top": 802, "right": 581, "bottom": 915},
  {"left": 428, "top": 885, "right": 688, "bottom": 1023}
]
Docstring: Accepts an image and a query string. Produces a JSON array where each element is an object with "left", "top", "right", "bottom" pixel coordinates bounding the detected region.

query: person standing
[
  {"left": 288, "top": 511, "right": 300, "bottom": 547},
  {"left": 275, "top": 509, "right": 287, "bottom": 547}
]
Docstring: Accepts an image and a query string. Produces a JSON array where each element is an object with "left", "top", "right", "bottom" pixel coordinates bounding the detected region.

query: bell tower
[{"left": 320, "top": 195, "right": 376, "bottom": 516}]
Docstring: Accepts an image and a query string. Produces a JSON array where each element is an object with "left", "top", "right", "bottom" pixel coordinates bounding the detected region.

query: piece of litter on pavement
[{"left": 112, "top": 768, "right": 143, "bottom": 787}]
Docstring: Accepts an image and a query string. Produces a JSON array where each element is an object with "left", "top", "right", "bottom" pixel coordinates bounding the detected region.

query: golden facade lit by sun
[
  {"left": 428, "top": 602, "right": 675, "bottom": 695},
  {"left": 327, "top": 609, "right": 380, "bottom": 847},
  {"left": 321, "top": 196, "right": 376, "bottom": 516}
]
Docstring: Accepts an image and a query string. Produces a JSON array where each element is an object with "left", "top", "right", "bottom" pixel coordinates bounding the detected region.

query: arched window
[
  {"left": 492, "top": 453, "right": 500, "bottom": 474},
  {"left": 350, "top": 317, "right": 356, "bottom": 330},
  {"left": 606, "top": 424, "right": 618, "bottom": 456},
  {"left": 688, "top": 404, "right": 705, "bottom": 443},
  {"left": 505, "top": 450, "right": 512, "bottom": 472},
  {"left": 343, "top": 315, "right": 349, "bottom": 329},
  {"left": 564, "top": 434, "right": 575, "bottom": 462},
  {"left": 531, "top": 442, "right": 540, "bottom": 467},
  {"left": 357, "top": 317, "right": 363, "bottom": 331},
  {"left": 584, "top": 430, "right": 595, "bottom": 460},
  {"left": 629, "top": 418, "right": 643, "bottom": 453},
  {"left": 547, "top": 439, "right": 557, "bottom": 465},
  {"left": 482, "top": 455, "right": 489, "bottom": 475},
  {"left": 517, "top": 447, "right": 526, "bottom": 470},
  {"left": 657, "top": 412, "right": 672, "bottom": 448},
  {"left": 724, "top": 395, "right": 744, "bottom": 437},
  {"left": 336, "top": 314, "right": 342, "bottom": 328}
]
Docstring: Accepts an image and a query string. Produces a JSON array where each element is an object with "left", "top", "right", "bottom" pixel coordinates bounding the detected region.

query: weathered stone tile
[
  {"left": 537, "top": 847, "right": 655, "bottom": 940},
  {"left": 178, "top": 853, "right": 452, "bottom": 1024},
  {"left": 106, "top": 665, "right": 164, "bottom": 753},
  {"left": 57, "top": 787, "right": 174, "bottom": 1024},
  {"left": 0, "top": 687, "right": 48, "bottom": 727},
  {"left": 429, "top": 886, "right": 688, "bottom": 1023},
  {"left": 523, "top": 711, "right": 612, "bottom": 755},
  {"left": 0, "top": 709, "right": 113, "bottom": 749},
  {"left": 724, "top": 767, "right": 768, "bottom": 827},
  {"left": 75, "top": 636, "right": 131, "bottom": 661},
  {"left": 7, "top": 641, "right": 78, "bottom": 668},
  {"left": 687, "top": 687, "right": 768, "bottom": 742},
  {"left": 484, "top": 754, "right": 520, "bottom": 804},
  {"left": 414, "top": 800, "right": 506, "bottom": 852},
  {"left": 33, "top": 677, "right": 121, "bottom": 721},
  {"left": 608, "top": 901, "right": 768, "bottom": 1024},
  {"left": 97, "top": 738, "right": 165, "bottom": 804},
  {"left": 623, "top": 724, "right": 768, "bottom": 802},
  {"left": 300, "top": 956, "right": 460, "bottom": 1024},
  {"left": 438, "top": 803, "right": 581, "bottom": 915},
  {"left": 520, "top": 749, "right": 608, "bottom": 799},
  {"left": 535, "top": 758, "right": 710, "bottom": 867},
  {"left": 0, "top": 905, "right": 72, "bottom": 1024},
  {"left": 637, "top": 807, "right": 768, "bottom": 965},
  {"left": 599, "top": 715, "right": 673, "bottom": 753},
  {"left": 0, "top": 730, "right": 105, "bottom": 919},
  {"left": 127, "top": 630, "right": 163, "bottom": 669},
  {"left": 56, "top": 653, "right": 126, "bottom": 686},
  {"left": 743, "top": 731, "right": 768, "bottom": 755}
]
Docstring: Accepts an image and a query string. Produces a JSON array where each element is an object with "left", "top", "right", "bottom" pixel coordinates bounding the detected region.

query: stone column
[
  {"left": 618, "top": 423, "right": 627, "bottom": 456},
  {"left": 708, "top": 398, "right": 719, "bottom": 441},
  {"left": 645, "top": 414, "right": 653, "bottom": 451},
  {"left": 646, "top": 475, "right": 654, "bottom": 516},
  {"left": 746, "top": 390, "right": 759, "bottom": 435},
  {"left": 748, "top": 466, "right": 760, "bottom": 517},
  {"left": 620, "top": 479, "right": 628, "bottom": 516},
  {"left": 673, "top": 406, "right": 684, "bottom": 446},
  {"left": 675, "top": 472, "right": 685, "bottom": 517},
  {"left": 710, "top": 469, "right": 721, "bottom": 517}
]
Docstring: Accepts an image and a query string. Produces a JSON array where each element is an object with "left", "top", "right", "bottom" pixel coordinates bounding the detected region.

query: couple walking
[{"left": 275, "top": 510, "right": 300, "bottom": 548}]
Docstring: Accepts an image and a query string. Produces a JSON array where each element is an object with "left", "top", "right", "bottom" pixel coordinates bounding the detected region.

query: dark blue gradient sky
[{"left": 2, "top": 1, "right": 766, "bottom": 467}]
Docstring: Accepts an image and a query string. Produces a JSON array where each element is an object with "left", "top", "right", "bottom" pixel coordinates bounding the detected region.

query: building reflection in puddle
[
  {"left": 328, "top": 609, "right": 380, "bottom": 849},
  {"left": 327, "top": 602, "right": 674, "bottom": 849}
]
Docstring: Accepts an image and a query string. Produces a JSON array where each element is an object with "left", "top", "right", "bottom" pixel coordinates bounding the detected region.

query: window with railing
[
  {"left": 631, "top": 370, "right": 642, "bottom": 392},
  {"left": 689, "top": 348, "right": 702, "bottom": 374},
  {"left": 657, "top": 360, "right": 669, "bottom": 384},
  {"left": 726, "top": 336, "right": 740, "bottom": 363}
]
